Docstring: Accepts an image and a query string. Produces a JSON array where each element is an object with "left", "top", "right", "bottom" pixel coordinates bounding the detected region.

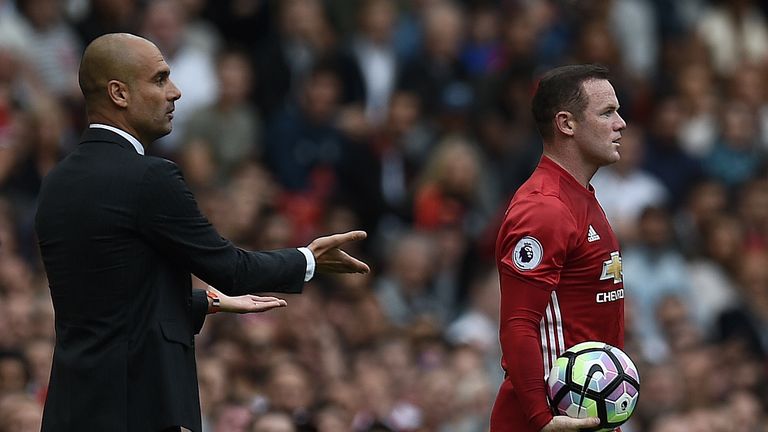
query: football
[{"left": 546, "top": 341, "right": 640, "bottom": 431}]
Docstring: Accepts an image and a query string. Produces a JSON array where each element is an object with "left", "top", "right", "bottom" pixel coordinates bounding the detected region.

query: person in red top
[{"left": 491, "top": 64, "right": 627, "bottom": 432}]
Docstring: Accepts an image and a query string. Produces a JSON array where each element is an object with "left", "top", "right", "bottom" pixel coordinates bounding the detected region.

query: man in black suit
[{"left": 35, "top": 33, "right": 370, "bottom": 432}]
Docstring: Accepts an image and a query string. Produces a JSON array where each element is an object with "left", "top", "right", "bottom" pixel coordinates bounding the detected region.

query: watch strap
[{"left": 206, "top": 289, "right": 221, "bottom": 313}]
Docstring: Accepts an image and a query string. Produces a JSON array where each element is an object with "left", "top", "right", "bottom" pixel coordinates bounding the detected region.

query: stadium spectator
[
  {"left": 314, "top": 403, "right": 351, "bottom": 432},
  {"left": 686, "top": 214, "right": 743, "bottom": 332},
  {"left": 0, "top": 393, "right": 42, "bottom": 432},
  {"left": 460, "top": 2, "right": 501, "bottom": 78},
  {"left": 725, "top": 62, "right": 768, "bottom": 150},
  {"left": 492, "top": 4, "right": 541, "bottom": 73},
  {"left": 606, "top": 0, "right": 659, "bottom": 81},
  {"left": 174, "top": 0, "right": 220, "bottom": 55},
  {"left": 264, "top": 361, "right": 316, "bottom": 427},
  {"left": 697, "top": 0, "right": 768, "bottom": 76},
  {"left": 181, "top": 47, "right": 261, "bottom": 189},
  {"left": 375, "top": 230, "right": 450, "bottom": 327},
  {"left": 253, "top": 0, "right": 363, "bottom": 118},
  {"left": 673, "top": 177, "right": 728, "bottom": 257},
  {"left": 196, "top": 357, "right": 228, "bottom": 430},
  {"left": 702, "top": 99, "right": 765, "bottom": 188},
  {"left": 634, "top": 361, "right": 686, "bottom": 428},
  {"left": 0, "top": 351, "right": 28, "bottom": 394},
  {"left": 322, "top": 273, "right": 389, "bottom": 350},
  {"left": 21, "top": 338, "right": 51, "bottom": 402},
  {"left": 592, "top": 127, "right": 669, "bottom": 241},
  {"left": 445, "top": 266, "right": 503, "bottom": 387},
  {"left": 643, "top": 95, "right": 704, "bottom": 202},
  {"left": 348, "top": 0, "right": 399, "bottom": 124},
  {"left": 675, "top": 61, "right": 719, "bottom": 157},
  {"left": 14, "top": 0, "right": 81, "bottom": 100},
  {"left": 716, "top": 250, "right": 768, "bottom": 357},
  {"left": 737, "top": 178, "right": 768, "bottom": 251},
  {"left": 622, "top": 206, "right": 691, "bottom": 362},
  {"left": 473, "top": 65, "right": 541, "bottom": 208},
  {"left": 263, "top": 61, "right": 347, "bottom": 193},
  {"left": 336, "top": 89, "right": 434, "bottom": 240},
  {"left": 73, "top": 0, "right": 138, "bottom": 44},
  {"left": 209, "top": 403, "right": 253, "bottom": 432},
  {"left": 413, "top": 136, "right": 493, "bottom": 237},
  {"left": 252, "top": 411, "right": 296, "bottom": 432},
  {"left": 397, "top": 0, "right": 469, "bottom": 118},
  {"left": 201, "top": 0, "right": 271, "bottom": 52},
  {"left": 0, "top": 0, "right": 30, "bottom": 55}
]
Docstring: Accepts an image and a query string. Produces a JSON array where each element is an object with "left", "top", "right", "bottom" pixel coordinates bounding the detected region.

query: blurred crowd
[{"left": 1, "top": 0, "right": 768, "bottom": 431}]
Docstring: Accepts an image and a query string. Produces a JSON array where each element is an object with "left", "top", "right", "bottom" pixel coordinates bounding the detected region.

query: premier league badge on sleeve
[{"left": 513, "top": 236, "right": 543, "bottom": 271}]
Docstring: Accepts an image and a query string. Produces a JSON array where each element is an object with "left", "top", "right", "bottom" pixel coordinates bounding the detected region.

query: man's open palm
[{"left": 208, "top": 287, "right": 287, "bottom": 313}]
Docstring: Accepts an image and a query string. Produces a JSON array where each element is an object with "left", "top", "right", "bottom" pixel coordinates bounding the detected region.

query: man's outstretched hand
[
  {"left": 307, "top": 230, "right": 370, "bottom": 274},
  {"left": 207, "top": 287, "right": 287, "bottom": 314}
]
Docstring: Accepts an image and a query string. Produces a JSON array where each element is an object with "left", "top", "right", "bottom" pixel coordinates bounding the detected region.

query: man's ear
[
  {"left": 107, "top": 80, "right": 129, "bottom": 108},
  {"left": 555, "top": 111, "right": 575, "bottom": 137}
]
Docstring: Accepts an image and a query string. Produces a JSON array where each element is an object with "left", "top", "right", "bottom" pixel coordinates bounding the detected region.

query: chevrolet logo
[{"left": 600, "top": 251, "right": 623, "bottom": 284}]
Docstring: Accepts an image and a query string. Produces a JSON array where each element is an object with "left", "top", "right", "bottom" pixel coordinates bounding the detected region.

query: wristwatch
[{"left": 206, "top": 290, "right": 221, "bottom": 313}]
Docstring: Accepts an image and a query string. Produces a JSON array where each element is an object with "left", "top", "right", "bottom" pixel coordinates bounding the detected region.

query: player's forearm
[
  {"left": 500, "top": 316, "right": 554, "bottom": 431},
  {"left": 499, "top": 272, "right": 557, "bottom": 431}
]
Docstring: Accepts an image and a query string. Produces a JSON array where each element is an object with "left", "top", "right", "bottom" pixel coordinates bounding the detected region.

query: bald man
[{"left": 35, "top": 33, "right": 369, "bottom": 432}]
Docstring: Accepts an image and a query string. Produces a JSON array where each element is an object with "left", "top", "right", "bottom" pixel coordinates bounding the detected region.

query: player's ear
[{"left": 555, "top": 111, "right": 575, "bottom": 137}]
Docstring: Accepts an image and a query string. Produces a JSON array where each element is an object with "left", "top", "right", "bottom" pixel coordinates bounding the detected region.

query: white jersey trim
[
  {"left": 540, "top": 318, "right": 550, "bottom": 377},
  {"left": 540, "top": 291, "right": 565, "bottom": 379},
  {"left": 551, "top": 291, "right": 566, "bottom": 354}
]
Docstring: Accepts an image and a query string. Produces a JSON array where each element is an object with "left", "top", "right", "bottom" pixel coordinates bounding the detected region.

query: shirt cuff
[{"left": 297, "top": 247, "right": 316, "bottom": 282}]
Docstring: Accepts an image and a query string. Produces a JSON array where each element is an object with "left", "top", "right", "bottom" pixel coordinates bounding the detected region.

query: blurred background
[{"left": 1, "top": 0, "right": 768, "bottom": 431}]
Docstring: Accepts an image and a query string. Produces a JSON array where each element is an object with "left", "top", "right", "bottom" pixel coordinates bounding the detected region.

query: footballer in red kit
[
  {"left": 492, "top": 156, "right": 624, "bottom": 431},
  {"left": 491, "top": 65, "right": 627, "bottom": 432}
]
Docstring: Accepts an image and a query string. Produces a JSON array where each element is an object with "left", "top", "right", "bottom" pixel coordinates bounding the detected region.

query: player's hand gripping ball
[{"left": 547, "top": 341, "right": 640, "bottom": 431}]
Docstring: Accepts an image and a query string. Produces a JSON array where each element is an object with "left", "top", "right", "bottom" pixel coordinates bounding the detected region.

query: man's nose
[
  {"left": 168, "top": 79, "right": 181, "bottom": 101},
  {"left": 616, "top": 113, "right": 627, "bottom": 130}
]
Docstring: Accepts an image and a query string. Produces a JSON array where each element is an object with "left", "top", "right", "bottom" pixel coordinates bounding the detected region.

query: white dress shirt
[{"left": 90, "top": 123, "right": 145, "bottom": 155}]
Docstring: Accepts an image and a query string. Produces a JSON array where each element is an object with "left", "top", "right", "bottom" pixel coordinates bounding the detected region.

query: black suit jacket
[{"left": 35, "top": 128, "right": 307, "bottom": 432}]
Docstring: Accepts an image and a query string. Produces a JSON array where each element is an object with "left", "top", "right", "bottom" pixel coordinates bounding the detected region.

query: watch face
[{"left": 206, "top": 290, "right": 221, "bottom": 310}]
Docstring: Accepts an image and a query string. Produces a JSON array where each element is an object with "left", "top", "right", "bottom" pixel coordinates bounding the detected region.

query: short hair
[{"left": 531, "top": 64, "right": 611, "bottom": 140}]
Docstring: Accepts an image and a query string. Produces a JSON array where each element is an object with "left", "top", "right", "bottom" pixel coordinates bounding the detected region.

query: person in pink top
[{"left": 491, "top": 64, "right": 627, "bottom": 432}]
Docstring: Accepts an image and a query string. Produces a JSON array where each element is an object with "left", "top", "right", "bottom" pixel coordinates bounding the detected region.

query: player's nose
[{"left": 615, "top": 113, "right": 627, "bottom": 131}]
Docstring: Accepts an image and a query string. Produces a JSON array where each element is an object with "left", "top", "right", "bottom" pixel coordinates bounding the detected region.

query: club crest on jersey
[
  {"left": 513, "top": 236, "right": 543, "bottom": 271},
  {"left": 600, "top": 251, "right": 623, "bottom": 283}
]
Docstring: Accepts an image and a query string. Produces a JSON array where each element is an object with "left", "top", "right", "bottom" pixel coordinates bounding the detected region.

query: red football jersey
[{"left": 491, "top": 156, "right": 625, "bottom": 432}]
